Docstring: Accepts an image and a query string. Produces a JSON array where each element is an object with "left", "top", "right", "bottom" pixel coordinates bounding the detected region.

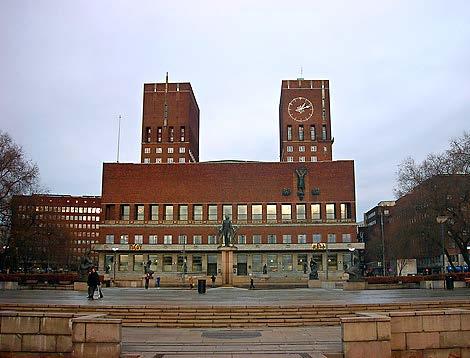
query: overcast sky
[{"left": 1, "top": 1, "right": 469, "bottom": 220}]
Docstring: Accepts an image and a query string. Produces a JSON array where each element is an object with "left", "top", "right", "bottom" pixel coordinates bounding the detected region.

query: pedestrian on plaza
[
  {"left": 87, "top": 266, "right": 100, "bottom": 300},
  {"left": 211, "top": 274, "right": 216, "bottom": 288},
  {"left": 249, "top": 274, "right": 255, "bottom": 290},
  {"left": 156, "top": 276, "right": 161, "bottom": 289},
  {"left": 144, "top": 272, "right": 151, "bottom": 289},
  {"left": 189, "top": 275, "right": 194, "bottom": 289}
]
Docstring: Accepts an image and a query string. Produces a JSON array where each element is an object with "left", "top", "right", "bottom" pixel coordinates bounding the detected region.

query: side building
[{"left": 11, "top": 194, "right": 101, "bottom": 271}]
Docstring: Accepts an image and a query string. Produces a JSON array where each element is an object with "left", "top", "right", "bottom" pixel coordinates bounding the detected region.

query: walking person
[
  {"left": 87, "top": 266, "right": 100, "bottom": 300},
  {"left": 189, "top": 275, "right": 194, "bottom": 289},
  {"left": 211, "top": 274, "right": 216, "bottom": 288}
]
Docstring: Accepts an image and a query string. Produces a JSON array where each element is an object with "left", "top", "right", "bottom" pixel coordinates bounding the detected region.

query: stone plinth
[
  {"left": 73, "top": 282, "right": 88, "bottom": 291},
  {"left": 343, "top": 281, "right": 367, "bottom": 291},
  {"left": 219, "top": 246, "right": 237, "bottom": 286},
  {"left": 308, "top": 280, "right": 322, "bottom": 288}
]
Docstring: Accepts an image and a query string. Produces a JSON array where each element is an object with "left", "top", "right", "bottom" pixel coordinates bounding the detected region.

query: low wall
[
  {"left": 0, "top": 282, "right": 18, "bottom": 290},
  {"left": 341, "top": 309, "right": 470, "bottom": 358},
  {"left": 0, "top": 311, "right": 121, "bottom": 357}
]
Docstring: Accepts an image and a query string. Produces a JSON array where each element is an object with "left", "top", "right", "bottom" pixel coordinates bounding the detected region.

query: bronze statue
[
  {"left": 79, "top": 250, "right": 94, "bottom": 280},
  {"left": 218, "top": 215, "right": 236, "bottom": 247},
  {"left": 144, "top": 259, "right": 154, "bottom": 276},
  {"left": 295, "top": 167, "right": 307, "bottom": 200},
  {"left": 309, "top": 258, "right": 318, "bottom": 280}
]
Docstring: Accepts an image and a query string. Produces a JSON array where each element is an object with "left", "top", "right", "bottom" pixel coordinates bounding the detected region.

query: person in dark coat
[{"left": 87, "top": 267, "right": 100, "bottom": 300}]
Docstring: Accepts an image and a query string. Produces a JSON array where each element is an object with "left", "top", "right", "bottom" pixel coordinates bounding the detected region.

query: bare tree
[
  {"left": 395, "top": 132, "right": 470, "bottom": 266},
  {"left": 0, "top": 131, "right": 39, "bottom": 270}
]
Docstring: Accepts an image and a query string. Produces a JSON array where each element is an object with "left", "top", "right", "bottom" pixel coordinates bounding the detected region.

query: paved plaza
[
  {"left": 0, "top": 286, "right": 468, "bottom": 306},
  {"left": 1, "top": 287, "right": 469, "bottom": 356}
]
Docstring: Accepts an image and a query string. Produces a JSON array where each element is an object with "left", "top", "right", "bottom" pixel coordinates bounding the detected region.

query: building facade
[
  {"left": 11, "top": 194, "right": 101, "bottom": 271},
  {"left": 94, "top": 78, "right": 362, "bottom": 287}
]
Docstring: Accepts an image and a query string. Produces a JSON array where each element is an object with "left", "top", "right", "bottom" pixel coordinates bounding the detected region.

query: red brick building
[
  {"left": 94, "top": 78, "right": 362, "bottom": 286},
  {"left": 11, "top": 194, "right": 101, "bottom": 271}
]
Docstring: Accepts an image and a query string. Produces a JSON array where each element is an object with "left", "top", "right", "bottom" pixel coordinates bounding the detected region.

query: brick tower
[
  {"left": 279, "top": 79, "right": 333, "bottom": 162},
  {"left": 140, "top": 74, "right": 200, "bottom": 164}
]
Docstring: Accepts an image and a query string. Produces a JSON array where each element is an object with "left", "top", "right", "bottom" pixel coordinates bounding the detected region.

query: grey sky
[{"left": 1, "top": 1, "right": 469, "bottom": 220}]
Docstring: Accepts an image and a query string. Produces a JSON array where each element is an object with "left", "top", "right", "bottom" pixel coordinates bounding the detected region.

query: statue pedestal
[{"left": 219, "top": 246, "right": 237, "bottom": 286}]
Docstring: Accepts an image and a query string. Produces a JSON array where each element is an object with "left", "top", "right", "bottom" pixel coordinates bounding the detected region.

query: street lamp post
[
  {"left": 380, "top": 210, "right": 386, "bottom": 276},
  {"left": 112, "top": 247, "right": 118, "bottom": 284},
  {"left": 436, "top": 216, "right": 448, "bottom": 274},
  {"left": 348, "top": 247, "right": 356, "bottom": 269}
]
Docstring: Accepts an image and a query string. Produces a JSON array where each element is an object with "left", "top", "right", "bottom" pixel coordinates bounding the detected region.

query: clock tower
[{"left": 279, "top": 79, "right": 333, "bottom": 162}]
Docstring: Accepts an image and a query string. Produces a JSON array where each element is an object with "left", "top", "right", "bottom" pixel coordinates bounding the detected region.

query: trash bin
[
  {"left": 445, "top": 275, "right": 454, "bottom": 290},
  {"left": 197, "top": 279, "right": 206, "bottom": 294}
]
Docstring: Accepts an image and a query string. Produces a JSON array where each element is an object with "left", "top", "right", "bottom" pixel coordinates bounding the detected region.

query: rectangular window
[
  {"left": 135, "top": 205, "right": 144, "bottom": 221},
  {"left": 134, "top": 254, "right": 144, "bottom": 271},
  {"left": 193, "top": 235, "right": 202, "bottom": 245},
  {"left": 267, "top": 254, "right": 278, "bottom": 272},
  {"left": 266, "top": 204, "right": 276, "bottom": 221},
  {"left": 311, "top": 204, "right": 321, "bottom": 220},
  {"left": 208, "top": 205, "right": 217, "bottom": 221},
  {"left": 120, "top": 234, "right": 128, "bottom": 244},
  {"left": 167, "top": 147, "right": 174, "bottom": 154},
  {"left": 180, "top": 126, "right": 185, "bottom": 142},
  {"left": 105, "top": 234, "right": 114, "bottom": 244},
  {"left": 287, "top": 145, "right": 293, "bottom": 152},
  {"left": 150, "top": 205, "right": 158, "bottom": 221},
  {"left": 282, "top": 234, "right": 291, "bottom": 244},
  {"left": 156, "top": 147, "right": 162, "bottom": 154},
  {"left": 311, "top": 156, "right": 317, "bottom": 162},
  {"left": 314, "top": 253, "right": 323, "bottom": 271},
  {"left": 298, "top": 234, "right": 307, "bottom": 244},
  {"left": 120, "top": 205, "right": 130, "bottom": 220},
  {"left": 326, "top": 204, "right": 336, "bottom": 220},
  {"left": 179, "top": 147, "right": 185, "bottom": 153},
  {"left": 145, "top": 127, "right": 151, "bottom": 142},
  {"left": 238, "top": 235, "right": 246, "bottom": 244},
  {"left": 144, "top": 147, "right": 150, "bottom": 154},
  {"left": 192, "top": 255, "right": 202, "bottom": 272},
  {"left": 252, "top": 254, "right": 262, "bottom": 272},
  {"left": 310, "top": 125, "right": 316, "bottom": 140},
  {"left": 287, "top": 125, "right": 292, "bottom": 141},
  {"left": 281, "top": 204, "right": 291, "bottom": 220},
  {"left": 143, "top": 158, "right": 150, "bottom": 163},
  {"left": 281, "top": 254, "right": 293, "bottom": 271},
  {"left": 311, "top": 145, "right": 317, "bottom": 152},
  {"left": 299, "top": 156, "right": 305, "bottom": 162},
  {"left": 148, "top": 255, "right": 158, "bottom": 272},
  {"left": 164, "top": 205, "right": 173, "bottom": 221},
  {"left": 299, "top": 145, "right": 305, "bottom": 152},
  {"left": 208, "top": 235, "right": 217, "bottom": 245},
  {"left": 149, "top": 235, "right": 157, "bottom": 244},
  {"left": 119, "top": 254, "right": 128, "bottom": 271},
  {"left": 287, "top": 156, "right": 293, "bottom": 162},
  {"left": 163, "top": 255, "right": 172, "bottom": 272},
  {"left": 299, "top": 125, "right": 304, "bottom": 141},
  {"left": 164, "top": 235, "right": 172, "bottom": 245},
  {"left": 169, "top": 126, "right": 174, "bottom": 142},
  {"left": 328, "top": 254, "right": 337, "bottom": 269},
  {"left": 296, "top": 204, "right": 306, "bottom": 220},
  {"left": 157, "top": 127, "right": 162, "bottom": 142},
  {"left": 178, "top": 235, "right": 187, "bottom": 245},
  {"left": 267, "top": 234, "right": 276, "bottom": 244},
  {"left": 251, "top": 204, "right": 262, "bottom": 221},
  {"left": 297, "top": 253, "right": 307, "bottom": 271},
  {"left": 179, "top": 158, "right": 185, "bottom": 163},
  {"left": 222, "top": 205, "right": 232, "bottom": 219},
  {"left": 328, "top": 234, "right": 336, "bottom": 243},
  {"left": 322, "top": 125, "right": 327, "bottom": 140},
  {"left": 313, "top": 234, "right": 321, "bottom": 243},
  {"left": 179, "top": 205, "right": 188, "bottom": 221},
  {"left": 237, "top": 204, "right": 247, "bottom": 222},
  {"left": 342, "top": 233, "right": 352, "bottom": 243},
  {"left": 134, "top": 235, "right": 143, "bottom": 244},
  {"left": 167, "top": 158, "right": 174, "bottom": 164},
  {"left": 193, "top": 205, "right": 203, "bottom": 221},
  {"left": 156, "top": 158, "right": 162, "bottom": 163},
  {"left": 253, "top": 235, "right": 261, "bottom": 244},
  {"left": 340, "top": 203, "right": 352, "bottom": 220},
  {"left": 207, "top": 254, "right": 217, "bottom": 276}
]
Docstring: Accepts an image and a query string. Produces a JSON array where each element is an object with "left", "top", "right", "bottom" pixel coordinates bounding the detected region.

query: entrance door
[
  {"left": 237, "top": 253, "right": 247, "bottom": 275},
  {"left": 207, "top": 254, "right": 217, "bottom": 276}
]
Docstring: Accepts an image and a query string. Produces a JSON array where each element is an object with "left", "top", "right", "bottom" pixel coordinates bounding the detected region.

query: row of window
[
  {"left": 144, "top": 147, "right": 186, "bottom": 154},
  {"left": 287, "top": 145, "right": 320, "bottom": 153},
  {"left": 18, "top": 206, "right": 101, "bottom": 214},
  {"left": 286, "top": 156, "right": 319, "bottom": 162},
  {"left": 105, "top": 233, "right": 352, "bottom": 245},
  {"left": 144, "top": 126, "right": 186, "bottom": 143},
  {"left": 105, "top": 252, "right": 340, "bottom": 273},
  {"left": 286, "top": 124, "right": 327, "bottom": 141},
  {"left": 73, "top": 231, "right": 99, "bottom": 237},
  {"left": 107, "top": 203, "right": 353, "bottom": 222},
  {"left": 143, "top": 157, "right": 186, "bottom": 164},
  {"left": 20, "top": 214, "right": 100, "bottom": 222}
]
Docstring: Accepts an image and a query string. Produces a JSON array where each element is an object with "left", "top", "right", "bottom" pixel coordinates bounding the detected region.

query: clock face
[{"left": 288, "top": 97, "right": 314, "bottom": 122}]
